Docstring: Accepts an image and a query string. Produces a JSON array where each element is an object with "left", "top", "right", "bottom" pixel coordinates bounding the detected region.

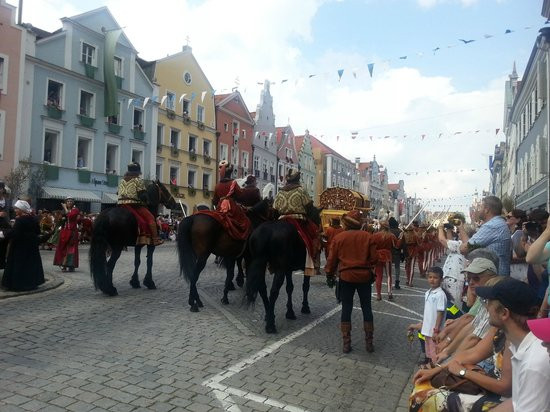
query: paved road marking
[
  {"left": 372, "top": 292, "right": 424, "bottom": 297},
  {"left": 200, "top": 290, "right": 255, "bottom": 336},
  {"left": 383, "top": 299, "right": 424, "bottom": 318},
  {"left": 371, "top": 309, "right": 422, "bottom": 322},
  {"left": 203, "top": 305, "right": 341, "bottom": 411}
]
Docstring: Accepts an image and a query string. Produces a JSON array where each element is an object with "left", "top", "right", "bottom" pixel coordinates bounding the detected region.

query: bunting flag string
[
  {"left": 392, "top": 168, "right": 489, "bottom": 175},
  {"left": 352, "top": 128, "right": 502, "bottom": 142},
  {"left": 422, "top": 193, "right": 478, "bottom": 201}
]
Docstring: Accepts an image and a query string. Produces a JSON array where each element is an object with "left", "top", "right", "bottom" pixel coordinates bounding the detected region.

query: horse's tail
[
  {"left": 177, "top": 216, "right": 196, "bottom": 283},
  {"left": 245, "top": 229, "right": 268, "bottom": 306},
  {"left": 89, "top": 213, "right": 110, "bottom": 291}
]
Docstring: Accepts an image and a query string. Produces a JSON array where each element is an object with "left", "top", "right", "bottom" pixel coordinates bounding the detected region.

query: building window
[
  {"left": 224, "top": 123, "right": 228, "bottom": 132},
  {"left": 105, "top": 144, "right": 119, "bottom": 174},
  {"left": 131, "top": 149, "right": 143, "bottom": 165},
  {"left": 77, "top": 137, "right": 91, "bottom": 168},
  {"left": 107, "top": 101, "right": 121, "bottom": 125},
  {"left": 133, "top": 108, "right": 144, "bottom": 129},
  {"left": 188, "top": 135, "right": 197, "bottom": 153},
  {"left": 47, "top": 80, "right": 63, "bottom": 108},
  {"left": 219, "top": 143, "right": 228, "bottom": 161},
  {"left": 278, "top": 163, "right": 283, "bottom": 178},
  {"left": 114, "top": 56, "right": 123, "bottom": 77},
  {"left": 242, "top": 129, "right": 246, "bottom": 139},
  {"left": 197, "top": 105, "right": 204, "bottom": 122},
  {"left": 157, "top": 124, "right": 164, "bottom": 145},
  {"left": 202, "top": 173, "right": 210, "bottom": 190},
  {"left": 231, "top": 147, "right": 239, "bottom": 166},
  {"left": 182, "top": 99, "right": 190, "bottom": 116},
  {"left": 43, "top": 130, "right": 59, "bottom": 164},
  {"left": 232, "top": 121, "right": 239, "bottom": 136},
  {"left": 155, "top": 162, "right": 162, "bottom": 181},
  {"left": 0, "top": 56, "right": 7, "bottom": 94},
  {"left": 286, "top": 147, "right": 292, "bottom": 159},
  {"left": 188, "top": 169, "right": 196, "bottom": 188},
  {"left": 253, "top": 155, "right": 259, "bottom": 171},
  {"left": 170, "top": 166, "right": 179, "bottom": 185},
  {"left": 203, "top": 140, "right": 211, "bottom": 157},
  {"left": 81, "top": 42, "right": 96, "bottom": 66},
  {"left": 79, "top": 90, "right": 95, "bottom": 117},
  {"left": 166, "top": 91, "right": 176, "bottom": 111},
  {"left": 183, "top": 71, "right": 192, "bottom": 85},
  {"left": 242, "top": 151, "right": 249, "bottom": 169},
  {"left": 170, "top": 129, "right": 179, "bottom": 149}
]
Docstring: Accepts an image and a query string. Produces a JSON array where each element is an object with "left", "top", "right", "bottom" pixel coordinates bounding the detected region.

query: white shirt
[
  {"left": 510, "top": 332, "right": 550, "bottom": 412},
  {"left": 421, "top": 287, "right": 446, "bottom": 337}
]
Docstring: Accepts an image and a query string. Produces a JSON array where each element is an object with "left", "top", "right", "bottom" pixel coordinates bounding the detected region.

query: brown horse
[{"left": 177, "top": 200, "right": 271, "bottom": 311}]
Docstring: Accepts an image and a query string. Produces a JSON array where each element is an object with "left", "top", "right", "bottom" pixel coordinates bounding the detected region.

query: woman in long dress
[
  {"left": 438, "top": 222, "right": 466, "bottom": 305},
  {"left": 1, "top": 200, "right": 45, "bottom": 291},
  {"left": 53, "top": 197, "right": 80, "bottom": 272}
]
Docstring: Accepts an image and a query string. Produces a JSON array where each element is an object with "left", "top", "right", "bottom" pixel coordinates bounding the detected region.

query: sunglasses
[{"left": 506, "top": 215, "right": 514, "bottom": 219}]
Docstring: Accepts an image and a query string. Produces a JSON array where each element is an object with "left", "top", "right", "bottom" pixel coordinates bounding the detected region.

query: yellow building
[{"left": 140, "top": 46, "right": 216, "bottom": 215}]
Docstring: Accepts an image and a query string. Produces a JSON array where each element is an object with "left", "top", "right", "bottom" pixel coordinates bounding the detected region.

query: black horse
[
  {"left": 177, "top": 199, "right": 271, "bottom": 311},
  {"left": 245, "top": 205, "right": 322, "bottom": 333},
  {"left": 89, "top": 180, "right": 177, "bottom": 296}
]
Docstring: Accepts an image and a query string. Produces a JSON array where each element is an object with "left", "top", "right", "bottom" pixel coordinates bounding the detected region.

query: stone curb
[{"left": 0, "top": 272, "right": 64, "bottom": 300}]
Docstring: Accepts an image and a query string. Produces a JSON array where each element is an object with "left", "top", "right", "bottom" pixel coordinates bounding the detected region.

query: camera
[
  {"left": 443, "top": 223, "right": 454, "bottom": 230},
  {"left": 524, "top": 221, "right": 542, "bottom": 239},
  {"left": 451, "top": 218, "right": 461, "bottom": 226}
]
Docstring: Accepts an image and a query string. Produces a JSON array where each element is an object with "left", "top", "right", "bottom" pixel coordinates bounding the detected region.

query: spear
[
  {"left": 404, "top": 201, "right": 430, "bottom": 230},
  {"left": 425, "top": 206, "right": 451, "bottom": 232},
  {"left": 178, "top": 199, "right": 187, "bottom": 218}
]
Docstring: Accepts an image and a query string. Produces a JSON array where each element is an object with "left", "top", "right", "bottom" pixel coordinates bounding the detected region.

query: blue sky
[{"left": 14, "top": 0, "right": 546, "bottom": 215}]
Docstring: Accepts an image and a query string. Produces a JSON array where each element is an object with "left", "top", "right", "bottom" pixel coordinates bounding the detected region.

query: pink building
[
  {"left": 0, "top": 0, "right": 24, "bottom": 179},
  {"left": 275, "top": 125, "right": 297, "bottom": 187}
]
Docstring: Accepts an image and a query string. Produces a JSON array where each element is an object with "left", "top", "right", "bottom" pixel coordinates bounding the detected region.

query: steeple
[{"left": 510, "top": 61, "right": 518, "bottom": 81}]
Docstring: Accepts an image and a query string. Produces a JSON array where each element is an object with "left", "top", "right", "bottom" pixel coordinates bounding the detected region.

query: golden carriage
[{"left": 318, "top": 187, "right": 371, "bottom": 232}]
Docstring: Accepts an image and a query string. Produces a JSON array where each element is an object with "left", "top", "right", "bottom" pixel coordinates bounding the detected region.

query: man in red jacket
[{"left": 325, "top": 209, "right": 378, "bottom": 353}]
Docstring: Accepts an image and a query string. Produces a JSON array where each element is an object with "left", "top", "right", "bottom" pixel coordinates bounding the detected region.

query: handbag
[{"left": 430, "top": 366, "right": 486, "bottom": 395}]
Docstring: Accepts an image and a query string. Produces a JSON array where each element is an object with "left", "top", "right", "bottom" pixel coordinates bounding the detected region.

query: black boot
[{"left": 394, "top": 280, "right": 401, "bottom": 290}]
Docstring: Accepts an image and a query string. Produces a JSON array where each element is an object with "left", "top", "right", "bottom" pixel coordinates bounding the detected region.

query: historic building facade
[
  {"left": 21, "top": 7, "right": 156, "bottom": 212},
  {"left": 141, "top": 45, "right": 216, "bottom": 213},
  {"left": 275, "top": 125, "right": 298, "bottom": 192},
  {"left": 294, "top": 130, "right": 316, "bottom": 200}
]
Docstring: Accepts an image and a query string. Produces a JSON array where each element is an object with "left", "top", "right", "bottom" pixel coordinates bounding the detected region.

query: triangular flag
[
  {"left": 504, "top": 29, "right": 513, "bottom": 34},
  {"left": 454, "top": 131, "right": 462, "bottom": 135},
  {"left": 432, "top": 47, "right": 440, "bottom": 54},
  {"left": 367, "top": 63, "right": 374, "bottom": 77},
  {"left": 281, "top": 79, "right": 288, "bottom": 84},
  {"left": 352, "top": 71, "right": 357, "bottom": 79},
  {"left": 201, "top": 91, "right": 207, "bottom": 102},
  {"left": 495, "top": 128, "right": 500, "bottom": 135},
  {"left": 421, "top": 134, "right": 426, "bottom": 140},
  {"left": 308, "top": 74, "right": 316, "bottom": 78},
  {"left": 399, "top": 56, "right": 407, "bottom": 60},
  {"left": 483, "top": 34, "right": 493, "bottom": 39},
  {"left": 179, "top": 93, "right": 187, "bottom": 103},
  {"left": 336, "top": 135, "right": 340, "bottom": 141},
  {"left": 142, "top": 97, "right": 150, "bottom": 109},
  {"left": 160, "top": 95, "right": 167, "bottom": 106},
  {"left": 369, "top": 136, "right": 373, "bottom": 141},
  {"left": 438, "top": 133, "right": 442, "bottom": 138},
  {"left": 337, "top": 69, "right": 344, "bottom": 81},
  {"left": 127, "top": 98, "right": 134, "bottom": 109}
]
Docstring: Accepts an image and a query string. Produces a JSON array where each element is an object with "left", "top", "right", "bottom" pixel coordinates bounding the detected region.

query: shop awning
[
  {"left": 102, "top": 192, "right": 118, "bottom": 204},
  {"left": 41, "top": 187, "right": 102, "bottom": 203}
]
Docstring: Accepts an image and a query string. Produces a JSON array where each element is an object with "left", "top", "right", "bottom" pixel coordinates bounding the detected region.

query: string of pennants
[
  {"left": 125, "top": 90, "right": 216, "bottom": 110},
  {"left": 348, "top": 128, "right": 501, "bottom": 141},
  {"left": 392, "top": 168, "right": 489, "bottom": 176},
  {"left": 224, "top": 24, "right": 541, "bottom": 90},
  {"left": 422, "top": 194, "right": 478, "bottom": 201}
]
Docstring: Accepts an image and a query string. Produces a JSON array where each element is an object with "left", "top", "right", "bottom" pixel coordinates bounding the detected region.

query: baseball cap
[
  {"left": 527, "top": 318, "right": 550, "bottom": 342},
  {"left": 475, "top": 277, "right": 538, "bottom": 316},
  {"left": 461, "top": 258, "right": 497, "bottom": 275}
]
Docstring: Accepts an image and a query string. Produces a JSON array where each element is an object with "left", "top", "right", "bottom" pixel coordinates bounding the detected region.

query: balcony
[
  {"left": 197, "top": 121, "right": 205, "bottom": 130},
  {"left": 204, "top": 155, "right": 211, "bottom": 164},
  {"left": 108, "top": 123, "right": 122, "bottom": 134},
  {"left": 188, "top": 187, "right": 196, "bottom": 196},
  {"left": 132, "top": 128, "right": 146, "bottom": 140},
  {"left": 183, "top": 115, "right": 191, "bottom": 125},
  {"left": 46, "top": 105, "right": 63, "bottom": 120},
  {"left": 78, "top": 114, "right": 95, "bottom": 128},
  {"left": 189, "top": 152, "right": 197, "bottom": 161},
  {"left": 78, "top": 169, "right": 91, "bottom": 183},
  {"left": 44, "top": 164, "right": 59, "bottom": 181},
  {"left": 166, "top": 109, "right": 176, "bottom": 120},
  {"left": 83, "top": 63, "right": 96, "bottom": 79}
]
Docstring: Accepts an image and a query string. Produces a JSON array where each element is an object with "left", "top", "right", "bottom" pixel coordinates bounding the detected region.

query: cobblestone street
[{"left": 1, "top": 243, "right": 429, "bottom": 412}]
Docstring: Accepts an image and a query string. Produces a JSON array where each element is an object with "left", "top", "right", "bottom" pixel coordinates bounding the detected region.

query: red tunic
[
  {"left": 53, "top": 207, "right": 80, "bottom": 268},
  {"left": 372, "top": 231, "right": 397, "bottom": 263}
]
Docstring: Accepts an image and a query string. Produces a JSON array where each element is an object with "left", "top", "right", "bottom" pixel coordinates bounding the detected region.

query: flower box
[
  {"left": 45, "top": 164, "right": 59, "bottom": 181},
  {"left": 166, "top": 109, "right": 176, "bottom": 120},
  {"left": 183, "top": 115, "right": 191, "bottom": 125},
  {"left": 188, "top": 187, "right": 196, "bottom": 196},
  {"left": 108, "top": 123, "right": 122, "bottom": 134},
  {"left": 84, "top": 63, "right": 96, "bottom": 79},
  {"left": 197, "top": 121, "right": 205, "bottom": 130},
  {"left": 133, "top": 128, "right": 146, "bottom": 140},
  {"left": 190, "top": 152, "right": 197, "bottom": 161},
  {"left": 78, "top": 169, "right": 91, "bottom": 183},
  {"left": 46, "top": 105, "right": 63, "bottom": 120},
  {"left": 78, "top": 114, "right": 95, "bottom": 128}
]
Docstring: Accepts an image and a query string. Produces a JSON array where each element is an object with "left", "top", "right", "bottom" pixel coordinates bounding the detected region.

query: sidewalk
[{"left": 0, "top": 271, "right": 64, "bottom": 299}]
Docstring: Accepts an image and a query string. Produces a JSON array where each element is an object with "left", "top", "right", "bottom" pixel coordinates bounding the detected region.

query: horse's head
[
  {"left": 154, "top": 180, "right": 178, "bottom": 210},
  {"left": 306, "top": 204, "right": 323, "bottom": 226}
]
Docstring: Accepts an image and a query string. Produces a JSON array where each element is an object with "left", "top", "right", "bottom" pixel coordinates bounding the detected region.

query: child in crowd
[{"left": 408, "top": 266, "right": 447, "bottom": 366}]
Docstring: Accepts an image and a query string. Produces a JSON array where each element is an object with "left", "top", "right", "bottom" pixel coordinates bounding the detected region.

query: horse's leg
[
  {"left": 236, "top": 257, "right": 245, "bottom": 288},
  {"left": 130, "top": 245, "right": 143, "bottom": 288},
  {"left": 221, "top": 257, "right": 236, "bottom": 305},
  {"left": 285, "top": 272, "right": 296, "bottom": 320},
  {"left": 189, "top": 257, "right": 207, "bottom": 312},
  {"left": 142, "top": 245, "right": 157, "bottom": 289},
  {"left": 301, "top": 275, "right": 311, "bottom": 314},
  {"left": 266, "top": 272, "right": 285, "bottom": 333},
  {"left": 104, "top": 248, "right": 122, "bottom": 296}
]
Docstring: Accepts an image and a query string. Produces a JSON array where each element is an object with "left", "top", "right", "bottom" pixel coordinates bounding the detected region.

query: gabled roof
[
  {"left": 356, "top": 162, "right": 372, "bottom": 171},
  {"left": 214, "top": 91, "right": 255, "bottom": 124},
  {"left": 388, "top": 183, "right": 400, "bottom": 191},
  {"left": 276, "top": 126, "right": 294, "bottom": 145},
  {"left": 22, "top": 24, "right": 55, "bottom": 40},
  {"left": 305, "top": 134, "right": 351, "bottom": 162},
  {"left": 214, "top": 93, "right": 231, "bottom": 105}
]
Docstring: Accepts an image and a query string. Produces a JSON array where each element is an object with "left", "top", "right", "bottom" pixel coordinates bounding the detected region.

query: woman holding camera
[
  {"left": 53, "top": 197, "right": 80, "bottom": 272},
  {"left": 438, "top": 219, "right": 466, "bottom": 305}
]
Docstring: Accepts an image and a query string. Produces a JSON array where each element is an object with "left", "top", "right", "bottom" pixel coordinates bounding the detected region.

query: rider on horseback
[
  {"left": 273, "top": 169, "right": 321, "bottom": 276},
  {"left": 117, "top": 162, "right": 163, "bottom": 246}
]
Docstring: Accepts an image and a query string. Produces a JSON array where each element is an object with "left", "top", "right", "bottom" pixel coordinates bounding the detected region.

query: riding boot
[
  {"left": 364, "top": 321, "right": 374, "bottom": 353},
  {"left": 394, "top": 279, "right": 401, "bottom": 290},
  {"left": 340, "top": 322, "right": 352, "bottom": 353},
  {"left": 149, "top": 223, "right": 164, "bottom": 246}
]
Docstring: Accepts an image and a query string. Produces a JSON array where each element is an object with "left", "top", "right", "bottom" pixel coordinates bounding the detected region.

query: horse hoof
[
  {"left": 227, "top": 282, "right": 236, "bottom": 291},
  {"left": 129, "top": 279, "right": 141, "bottom": 289},
  {"left": 197, "top": 300, "right": 204, "bottom": 308},
  {"left": 285, "top": 311, "right": 297, "bottom": 320},
  {"left": 266, "top": 325, "right": 277, "bottom": 334},
  {"left": 221, "top": 297, "right": 229, "bottom": 305},
  {"left": 236, "top": 277, "right": 244, "bottom": 288},
  {"left": 301, "top": 305, "right": 311, "bottom": 314},
  {"left": 190, "top": 305, "right": 199, "bottom": 312},
  {"left": 103, "top": 287, "right": 118, "bottom": 297},
  {"left": 143, "top": 279, "right": 156, "bottom": 290}
]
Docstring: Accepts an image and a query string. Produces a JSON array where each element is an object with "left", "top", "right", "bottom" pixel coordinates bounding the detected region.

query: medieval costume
[
  {"left": 39, "top": 211, "right": 54, "bottom": 249},
  {"left": 1, "top": 200, "right": 45, "bottom": 291},
  {"left": 53, "top": 197, "right": 80, "bottom": 271},
  {"left": 404, "top": 226, "right": 420, "bottom": 286},
  {"left": 239, "top": 175, "right": 262, "bottom": 207},
  {"left": 325, "top": 210, "right": 378, "bottom": 353},
  {"left": 389, "top": 217, "right": 405, "bottom": 290},
  {"left": 117, "top": 162, "right": 163, "bottom": 246},
  {"left": 372, "top": 223, "right": 399, "bottom": 301},
  {"left": 322, "top": 218, "right": 344, "bottom": 259}
]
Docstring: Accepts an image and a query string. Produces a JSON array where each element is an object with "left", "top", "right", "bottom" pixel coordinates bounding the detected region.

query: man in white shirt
[{"left": 476, "top": 277, "right": 550, "bottom": 412}]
